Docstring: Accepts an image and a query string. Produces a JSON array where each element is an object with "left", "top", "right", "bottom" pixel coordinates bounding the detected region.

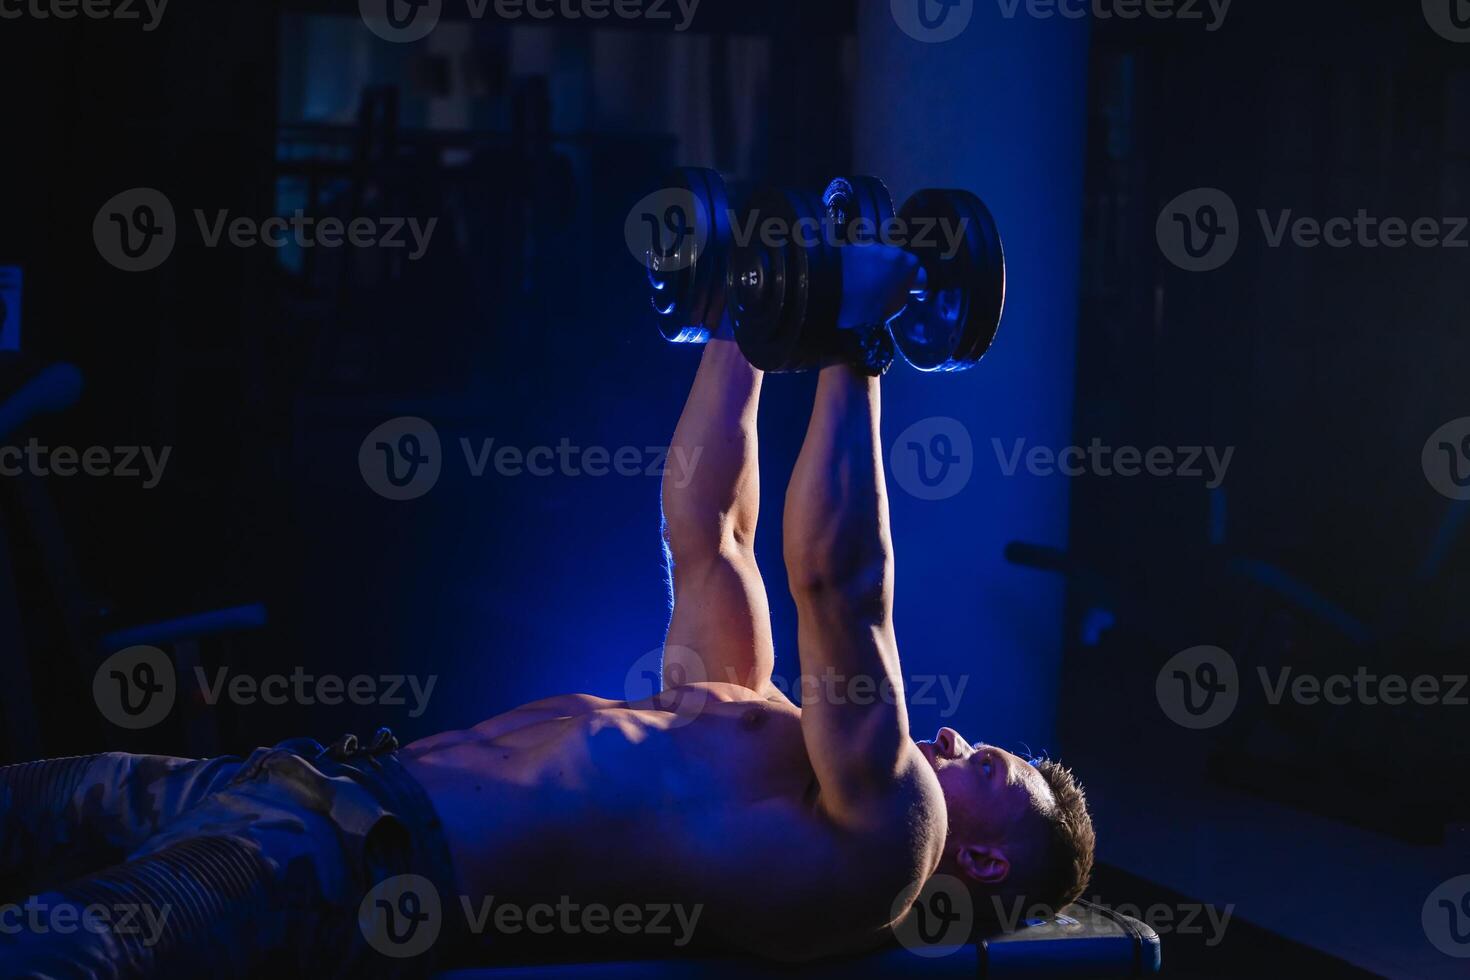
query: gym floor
[{"left": 1088, "top": 865, "right": 1380, "bottom": 979}]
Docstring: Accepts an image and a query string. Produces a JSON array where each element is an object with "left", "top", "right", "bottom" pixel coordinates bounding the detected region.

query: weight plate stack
[{"left": 727, "top": 186, "right": 841, "bottom": 373}]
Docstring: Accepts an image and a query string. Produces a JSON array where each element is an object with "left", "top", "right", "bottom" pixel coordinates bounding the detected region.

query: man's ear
[{"left": 957, "top": 844, "right": 1010, "bottom": 885}]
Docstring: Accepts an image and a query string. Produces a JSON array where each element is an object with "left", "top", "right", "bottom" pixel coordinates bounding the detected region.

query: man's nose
[{"left": 935, "top": 727, "right": 966, "bottom": 758}]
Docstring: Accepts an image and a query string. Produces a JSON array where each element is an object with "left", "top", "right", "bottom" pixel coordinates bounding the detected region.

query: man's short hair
[
  {"left": 1027, "top": 758, "right": 1095, "bottom": 913},
  {"left": 976, "top": 757, "right": 1095, "bottom": 930}
]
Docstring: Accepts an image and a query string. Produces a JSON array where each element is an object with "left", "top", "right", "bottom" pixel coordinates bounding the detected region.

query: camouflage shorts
[{"left": 0, "top": 730, "right": 457, "bottom": 979}]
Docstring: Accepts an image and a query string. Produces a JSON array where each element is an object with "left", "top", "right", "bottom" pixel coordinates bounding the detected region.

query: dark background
[{"left": 0, "top": 1, "right": 1465, "bottom": 976}]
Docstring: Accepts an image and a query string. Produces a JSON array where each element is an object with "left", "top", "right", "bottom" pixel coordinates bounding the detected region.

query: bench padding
[{"left": 437, "top": 900, "right": 1161, "bottom": 979}]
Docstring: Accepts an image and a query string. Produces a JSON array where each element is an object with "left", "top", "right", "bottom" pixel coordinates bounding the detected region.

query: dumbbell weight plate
[
  {"left": 890, "top": 189, "right": 1006, "bottom": 372},
  {"left": 727, "top": 187, "right": 841, "bottom": 372},
  {"left": 643, "top": 167, "right": 732, "bottom": 344}
]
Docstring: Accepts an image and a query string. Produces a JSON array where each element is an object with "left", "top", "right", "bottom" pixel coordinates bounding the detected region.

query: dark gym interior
[{"left": 0, "top": 1, "right": 1466, "bottom": 977}]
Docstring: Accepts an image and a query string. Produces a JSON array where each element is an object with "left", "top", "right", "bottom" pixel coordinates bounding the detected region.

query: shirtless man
[
  {"left": 0, "top": 246, "right": 1092, "bottom": 977},
  {"left": 400, "top": 244, "right": 1095, "bottom": 962}
]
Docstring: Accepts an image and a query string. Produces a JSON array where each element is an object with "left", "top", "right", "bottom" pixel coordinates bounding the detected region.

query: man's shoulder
[
  {"left": 733, "top": 763, "right": 945, "bottom": 961},
  {"left": 821, "top": 741, "right": 946, "bottom": 849},
  {"left": 807, "top": 747, "right": 946, "bottom": 917}
]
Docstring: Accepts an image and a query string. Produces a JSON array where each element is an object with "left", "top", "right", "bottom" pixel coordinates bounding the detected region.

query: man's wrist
[{"left": 829, "top": 320, "right": 895, "bottom": 376}]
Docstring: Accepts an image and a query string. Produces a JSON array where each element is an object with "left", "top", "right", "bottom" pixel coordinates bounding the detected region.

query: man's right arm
[
  {"left": 783, "top": 367, "right": 919, "bottom": 827},
  {"left": 780, "top": 245, "right": 936, "bottom": 834}
]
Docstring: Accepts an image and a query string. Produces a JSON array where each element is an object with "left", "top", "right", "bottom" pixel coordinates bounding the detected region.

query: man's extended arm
[
  {"left": 783, "top": 365, "right": 917, "bottom": 823},
  {"left": 661, "top": 317, "right": 783, "bottom": 699}
]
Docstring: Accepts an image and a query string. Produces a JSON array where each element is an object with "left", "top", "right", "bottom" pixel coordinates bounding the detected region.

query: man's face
[{"left": 915, "top": 727, "right": 1054, "bottom": 850}]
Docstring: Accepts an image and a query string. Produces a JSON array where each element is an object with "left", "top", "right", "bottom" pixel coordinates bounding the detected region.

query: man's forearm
[
  {"left": 663, "top": 326, "right": 762, "bottom": 555},
  {"left": 784, "top": 367, "right": 892, "bottom": 607}
]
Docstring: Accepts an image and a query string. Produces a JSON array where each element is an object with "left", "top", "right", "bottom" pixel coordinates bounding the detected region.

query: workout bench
[{"left": 437, "top": 900, "right": 1161, "bottom": 979}]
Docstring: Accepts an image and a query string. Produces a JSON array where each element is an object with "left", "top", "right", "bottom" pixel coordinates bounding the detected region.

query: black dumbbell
[
  {"left": 640, "top": 167, "right": 734, "bottom": 345},
  {"left": 643, "top": 167, "right": 1006, "bottom": 374},
  {"left": 726, "top": 174, "right": 1006, "bottom": 373},
  {"left": 726, "top": 175, "right": 898, "bottom": 373}
]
